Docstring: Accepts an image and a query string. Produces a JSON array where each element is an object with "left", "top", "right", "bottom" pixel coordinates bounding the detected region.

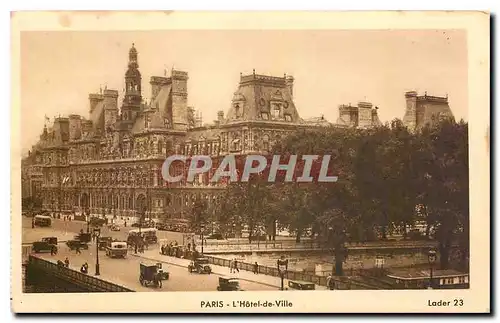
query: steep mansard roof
[{"left": 225, "top": 73, "right": 301, "bottom": 124}]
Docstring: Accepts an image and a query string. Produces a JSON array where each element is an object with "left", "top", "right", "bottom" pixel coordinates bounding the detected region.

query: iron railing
[
  {"left": 203, "top": 254, "right": 383, "bottom": 290},
  {"left": 28, "top": 255, "right": 134, "bottom": 292}
]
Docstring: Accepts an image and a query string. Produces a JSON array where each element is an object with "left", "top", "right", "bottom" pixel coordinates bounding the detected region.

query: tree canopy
[{"left": 191, "top": 118, "right": 469, "bottom": 272}]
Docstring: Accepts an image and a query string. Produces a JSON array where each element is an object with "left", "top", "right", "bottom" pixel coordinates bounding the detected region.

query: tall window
[
  {"left": 158, "top": 140, "right": 164, "bottom": 155},
  {"left": 235, "top": 104, "right": 241, "bottom": 118},
  {"left": 272, "top": 105, "right": 281, "bottom": 118},
  {"left": 263, "top": 135, "right": 270, "bottom": 151}
]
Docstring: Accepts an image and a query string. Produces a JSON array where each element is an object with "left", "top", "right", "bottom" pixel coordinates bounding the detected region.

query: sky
[{"left": 20, "top": 29, "right": 468, "bottom": 153}]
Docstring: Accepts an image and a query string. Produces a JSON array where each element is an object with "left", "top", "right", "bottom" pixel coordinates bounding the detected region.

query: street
[
  {"left": 23, "top": 217, "right": 275, "bottom": 292},
  {"left": 22, "top": 217, "right": 188, "bottom": 245}
]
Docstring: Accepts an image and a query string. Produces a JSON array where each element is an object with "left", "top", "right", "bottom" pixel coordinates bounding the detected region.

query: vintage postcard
[{"left": 11, "top": 11, "right": 490, "bottom": 313}]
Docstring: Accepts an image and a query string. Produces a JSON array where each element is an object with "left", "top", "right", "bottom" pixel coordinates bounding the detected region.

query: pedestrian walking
[
  {"left": 75, "top": 244, "right": 81, "bottom": 254},
  {"left": 64, "top": 257, "right": 70, "bottom": 268},
  {"left": 31, "top": 219, "right": 34, "bottom": 229},
  {"left": 326, "top": 274, "right": 335, "bottom": 290},
  {"left": 234, "top": 259, "right": 239, "bottom": 273},
  {"left": 253, "top": 262, "right": 258, "bottom": 274},
  {"left": 50, "top": 246, "right": 56, "bottom": 256}
]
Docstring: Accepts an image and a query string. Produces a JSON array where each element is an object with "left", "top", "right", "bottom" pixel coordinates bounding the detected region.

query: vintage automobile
[
  {"left": 98, "top": 237, "right": 113, "bottom": 251},
  {"left": 139, "top": 263, "right": 162, "bottom": 288},
  {"left": 156, "top": 262, "right": 170, "bottom": 280},
  {"left": 32, "top": 237, "right": 58, "bottom": 253},
  {"left": 74, "top": 232, "right": 91, "bottom": 243},
  {"left": 105, "top": 241, "right": 128, "bottom": 258},
  {"left": 66, "top": 240, "right": 89, "bottom": 250},
  {"left": 128, "top": 228, "right": 158, "bottom": 245},
  {"left": 89, "top": 217, "right": 107, "bottom": 227},
  {"left": 288, "top": 280, "right": 316, "bottom": 290},
  {"left": 41, "top": 236, "right": 58, "bottom": 245},
  {"left": 33, "top": 215, "right": 52, "bottom": 227},
  {"left": 109, "top": 224, "right": 120, "bottom": 231},
  {"left": 217, "top": 277, "right": 242, "bottom": 291},
  {"left": 188, "top": 257, "right": 212, "bottom": 274}
]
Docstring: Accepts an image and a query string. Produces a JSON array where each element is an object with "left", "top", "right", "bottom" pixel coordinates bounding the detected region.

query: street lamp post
[
  {"left": 86, "top": 209, "right": 90, "bottom": 233},
  {"left": 93, "top": 228, "right": 101, "bottom": 276},
  {"left": 428, "top": 249, "right": 437, "bottom": 289},
  {"left": 135, "top": 210, "right": 144, "bottom": 254},
  {"left": 201, "top": 224, "right": 205, "bottom": 254},
  {"left": 277, "top": 255, "right": 288, "bottom": 291}
]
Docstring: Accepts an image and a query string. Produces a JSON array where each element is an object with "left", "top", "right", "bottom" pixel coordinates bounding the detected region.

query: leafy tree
[
  {"left": 189, "top": 195, "right": 208, "bottom": 234},
  {"left": 415, "top": 119, "right": 469, "bottom": 269}
]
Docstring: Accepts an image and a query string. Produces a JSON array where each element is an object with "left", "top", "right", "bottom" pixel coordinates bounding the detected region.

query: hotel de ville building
[{"left": 23, "top": 44, "right": 429, "bottom": 226}]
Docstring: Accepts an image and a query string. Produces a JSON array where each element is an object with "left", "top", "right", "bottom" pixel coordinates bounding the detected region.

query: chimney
[
  {"left": 217, "top": 110, "right": 224, "bottom": 123},
  {"left": 68, "top": 114, "right": 82, "bottom": 141},
  {"left": 89, "top": 93, "right": 104, "bottom": 116},
  {"left": 285, "top": 75, "right": 294, "bottom": 99}
]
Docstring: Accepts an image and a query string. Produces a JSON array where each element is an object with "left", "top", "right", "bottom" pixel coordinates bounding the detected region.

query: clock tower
[{"left": 121, "top": 43, "right": 142, "bottom": 124}]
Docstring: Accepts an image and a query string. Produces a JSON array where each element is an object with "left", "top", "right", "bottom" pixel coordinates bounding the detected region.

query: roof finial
[
  {"left": 425, "top": 91, "right": 427, "bottom": 96},
  {"left": 164, "top": 69, "right": 167, "bottom": 76},
  {"left": 253, "top": 69, "right": 255, "bottom": 75},
  {"left": 132, "top": 42, "right": 135, "bottom": 47}
]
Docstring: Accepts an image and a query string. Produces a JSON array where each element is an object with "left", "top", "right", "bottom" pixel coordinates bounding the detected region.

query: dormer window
[
  {"left": 261, "top": 112, "right": 269, "bottom": 120},
  {"left": 284, "top": 114, "right": 292, "bottom": 122}
]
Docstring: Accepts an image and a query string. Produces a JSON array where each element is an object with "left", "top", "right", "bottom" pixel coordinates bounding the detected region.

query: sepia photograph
[{"left": 10, "top": 11, "right": 490, "bottom": 313}]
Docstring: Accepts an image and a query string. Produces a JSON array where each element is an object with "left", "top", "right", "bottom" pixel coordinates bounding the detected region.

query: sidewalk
[{"left": 131, "top": 249, "right": 327, "bottom": 290}]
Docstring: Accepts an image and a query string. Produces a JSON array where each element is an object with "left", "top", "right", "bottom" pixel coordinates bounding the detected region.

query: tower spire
[{"left": 123, "top": 43, "right": 142, "bottom": 121}]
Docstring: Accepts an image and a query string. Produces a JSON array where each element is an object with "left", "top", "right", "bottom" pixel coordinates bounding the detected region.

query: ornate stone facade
[{"left": 22, "top": 45, "right": 347, "bottom": 222}]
